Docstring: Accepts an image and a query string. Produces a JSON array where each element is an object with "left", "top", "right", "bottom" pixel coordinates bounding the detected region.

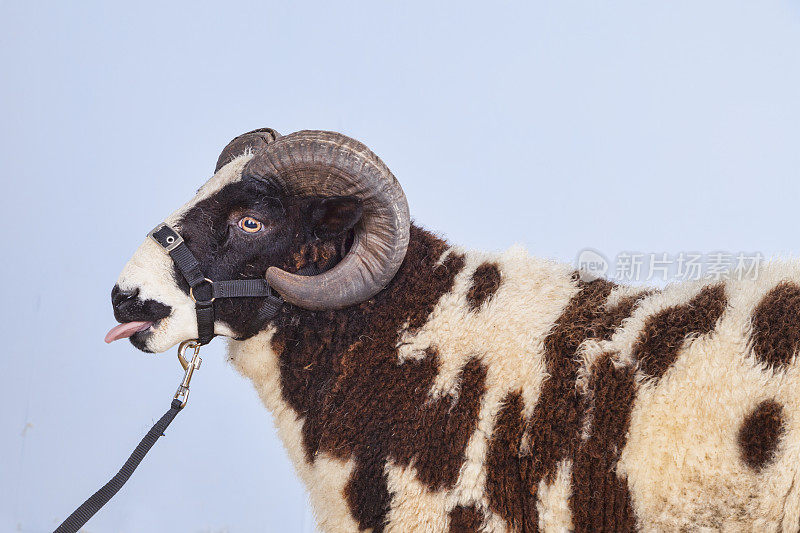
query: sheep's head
[{"left": 107, "top": 129, "right": 410, "bottom": 353}]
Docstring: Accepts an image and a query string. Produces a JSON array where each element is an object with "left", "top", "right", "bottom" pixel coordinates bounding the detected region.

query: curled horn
[
  {"left": 215, "top": 128, "right": 281, "bottom": 172},
  {"left": 244, "top": 130, "right": 411, "bottom": 310}
]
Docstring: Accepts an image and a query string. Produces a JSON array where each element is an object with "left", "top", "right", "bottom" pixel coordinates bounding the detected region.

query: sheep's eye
[{"left": 238, "top": 216, "right": 263, "bottom": 233}]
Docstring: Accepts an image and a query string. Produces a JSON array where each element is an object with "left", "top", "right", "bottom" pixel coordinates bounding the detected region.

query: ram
[{"left": 108, "top": 129, "right": 800, "bottom": 532}]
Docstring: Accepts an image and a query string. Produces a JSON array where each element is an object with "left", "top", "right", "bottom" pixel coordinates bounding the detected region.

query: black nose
[
  {"left": 111, "top": 285, "right": 139, "bottom": 311},
  {"left": 110, "top": 284, "right": 172, "bottom": 324}
]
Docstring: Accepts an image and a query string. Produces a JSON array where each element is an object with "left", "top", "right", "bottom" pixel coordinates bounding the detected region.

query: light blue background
[{"left": 2, "top": 1, "right": 800, "bottom": 531}]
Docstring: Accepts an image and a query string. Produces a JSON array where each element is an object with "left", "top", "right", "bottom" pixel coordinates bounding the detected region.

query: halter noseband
[{"left": 148, "top": 223, "right": 283, "bottom": 345}]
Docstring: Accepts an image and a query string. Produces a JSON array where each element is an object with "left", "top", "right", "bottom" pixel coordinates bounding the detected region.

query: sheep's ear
[{"left": 306, "top": 196, "right": 363, "bottom": 239}]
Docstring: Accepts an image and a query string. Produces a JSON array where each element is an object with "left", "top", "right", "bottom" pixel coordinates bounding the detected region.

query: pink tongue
[{"left": 105, "top": 321, "right": 154, "bottom": 343}]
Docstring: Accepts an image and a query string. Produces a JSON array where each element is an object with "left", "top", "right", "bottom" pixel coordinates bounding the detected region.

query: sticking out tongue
[{"left": 105, "top": 321, "right": 154, "bottom": 343}]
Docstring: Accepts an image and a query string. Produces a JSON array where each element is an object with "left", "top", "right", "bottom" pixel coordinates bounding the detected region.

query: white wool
[
  {"left": 229, "top": 258, "right": 800, "bottom": 531},
  {"left": 537, "top": 460, "right": 574, "bottom": 533}
]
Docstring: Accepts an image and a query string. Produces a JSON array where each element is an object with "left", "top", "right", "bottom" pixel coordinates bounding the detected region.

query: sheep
[{"left": 108, "top": 128, "right": 800, "bottom": 532}]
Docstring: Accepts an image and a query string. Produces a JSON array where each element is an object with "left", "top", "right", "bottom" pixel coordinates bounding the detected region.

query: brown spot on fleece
[
  {"left": 486, "top": 277, "right": 643, "bottom": 531},
  {"left": 596, "top": 291, "right": 653, "bottom": 341},
  {"left": 272, "top": 225, "right": 488, "bottom": 531},
  {"left": 466, "top": 262, "right": 502, "bottom": 311},
  {"left": 571, "top": 353, "right": 637, "bottom": 532},
  {"left": 449, "top": 504, "right": 484, "bottom": 533},
  {"left": 751, "top": 281, "right": 800, "bottom": 369},
  {"left": 633, "top": 284, "right": 727, "bottom": 380},
  {"left": 486, "top": 392, "right": 537, "bottom": 532},
  {"left": 738, "top": 400, "right": 785, "bottom": 470},
  {"left": 528, "top": 278, "right": 616, "bottom": 483}
]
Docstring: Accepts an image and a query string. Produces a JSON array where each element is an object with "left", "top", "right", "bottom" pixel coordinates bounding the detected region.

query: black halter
[{"left": 148, "top": 223, "right": 284, "bottom": 345}]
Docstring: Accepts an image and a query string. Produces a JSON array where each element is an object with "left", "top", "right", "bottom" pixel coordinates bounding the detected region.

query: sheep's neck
[
  {"left": 271, "top": 225, "right": 456, "bottom": 453},
  {"left": 264, "top": 225, "right": 464, "bottom": 527}
]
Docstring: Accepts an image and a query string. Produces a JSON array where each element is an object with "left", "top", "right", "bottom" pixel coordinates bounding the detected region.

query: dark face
[
  {"left": 173, "top": 178, "right": 296, "bottom": 340},
  {"left": 109, "top": 155, "right": 361, "bottom": 353}
]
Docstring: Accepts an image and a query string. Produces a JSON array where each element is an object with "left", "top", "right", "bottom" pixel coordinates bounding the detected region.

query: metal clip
[{"left": 174, "top": 340, "right": 202, "bottom": 408}]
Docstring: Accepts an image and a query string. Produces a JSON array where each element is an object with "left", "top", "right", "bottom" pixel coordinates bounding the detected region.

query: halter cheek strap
[{"left": 148, "top": 223, "right": 283, "bottom": 345}]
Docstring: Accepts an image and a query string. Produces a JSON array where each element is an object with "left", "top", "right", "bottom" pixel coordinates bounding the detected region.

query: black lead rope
[
  {"left": 54, "top": 339, "right": 203, "bottom": 533},
  {"left": 54, "top": 399, "right": 184, "bottom": 533}
]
